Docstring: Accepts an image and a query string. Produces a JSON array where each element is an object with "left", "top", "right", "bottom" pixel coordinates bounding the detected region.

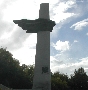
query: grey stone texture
[
  {"left": 39, "top": 3, "right": 49, "bottom": 19},
  {"left": 33, "top": 31, "right": 51, "bottom": 90},
  {"left": 13, "top": 19, "right": 55, "bottom": 33},
  {"left": 32, "top": 3, "right": 51, "bottom": 90}
]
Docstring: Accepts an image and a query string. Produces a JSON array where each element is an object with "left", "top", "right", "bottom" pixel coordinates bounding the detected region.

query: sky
[{"left": 0, "top": 0, "right": 88, "bottom": 76}]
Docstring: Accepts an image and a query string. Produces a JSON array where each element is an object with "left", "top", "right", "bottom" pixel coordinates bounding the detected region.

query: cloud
[
  {"left": 50, "top": 1, "right": 75, "bottom": 23},
  {"left": 0, "top": 0, "right": 78, "bottom": 52},
  {"left": 52, "top": 40, "right": 70, "bottom": 51},
  {"left": 74, "top": 40, "right": 78, "bottom": 42},
  {"left": 1, "top": 0, "right": 88, "bottom": 76},
  {"left": 23, "top": 33, "right": 37, "bottom": 49},
  {"left": 2, "top": 0, "right": 39, "bottom": 22},
  {"left": 50, "top": 39, "right": 88, "bottom": 76},
  {"left": 50, "top": 55, "right": 63, "bottom": 65},
  {"left": 0, "top": 24, "right": 32, "bottom": 51},
  {"left": 50, "top": 0, "right": 78, "bottom": 39},
  {"left": 50, "top": 24, "right": 61, "bottom": 38},
  {"left": 70, "top": 0, "right": 88, "bottom": 17},
  {"left": 50, "top": 51, "right": 71, "bottom": 73},
  {"left": 86, "top": 33, "right": 88, "bottom": 36},
  {"left": 70, "top": 18, "right": 88, "bottom": 30},
  {"left": 9, "top": 33, "right": 37, "bottom": 66},
  {"left": 50, "top": 52, "right": 72, "bottom": 75},
  {"left": 51, "top": 55, "right": 88, "bottom": 76},
  {"left": 11, "top": 47, "right": 36, "bottom": 65},
  {"left": 0, "top": 0, "right": 39, "bottom": 52}
]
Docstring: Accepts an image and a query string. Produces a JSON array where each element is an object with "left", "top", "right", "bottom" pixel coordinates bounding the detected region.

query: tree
[
  {"left": 51, "top": 72, "right": 69, "bottom": 90},
  {"left": 69, "top": 67, "right": 88, "bottom": 90},
  {"left": 0, "top": 47, "right": 34, "bottom": 89},
  {"left": 20, "top": 64, "right": 34, "bottom": 88},
  {"left": 1, "top": 47, "right": 88, "bottom": 90}
]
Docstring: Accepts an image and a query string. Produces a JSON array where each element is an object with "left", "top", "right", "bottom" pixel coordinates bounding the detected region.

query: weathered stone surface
[
  {"left": 33, "top": 31, "right": 51, "bottom": 90},
  {"left": 32, "top": 3, "right": 52, "bottom": 90},
  {"left": 13, "top": 18, "right": 55, "bottom": 33}
]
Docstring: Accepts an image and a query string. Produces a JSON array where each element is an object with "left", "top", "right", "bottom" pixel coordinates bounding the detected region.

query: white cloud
[
  {"left": 50, "top": 52, "right": 71, "bottom": 73},
  {"left": 80, "top": 57, "right": 88, "bottom": 62},
  {"left": 70, "top": 18, "right": 88, "bottom": 30},
  {"left": 2, "top": 0, "right": 39, "bottom": 22},
  {"left": 0, "top": 0, "right": 4, "bottom": 5},
  {"left": 52, "top": 40, "right": 70, "bottom": 51},
  {"left": 11, "top": 47, "right": 36, "bottom": 65},
  {"left": 34, "top": 0, "right": 59, "bottom": 5},
  {"left": 51, "top": 1, "right": 75, "bottom": 23},
  {"left": 51, "top": 55, "right": 88, "bottom": 76},
  {"left": 2, "top": 0, "right": 76, "bottom": 23},
  {"left": 74, "top": 40, "right": 78, "bottom": 42},
  {"left": 50, "top": 1, "right": 77, "bottom": 39},
  {"left": 9, "top": 33, "right": 37, "bottom": 65},
  {"left": 86, "top": 33, "right": 88, "bottom": 36},
  {"left": 50, "top": 53, "right": 72, "bottom": 74},
  {"left": 1, "top": 0, "right": 88, "bottom": 76},
  {"left": 50, "top": 25, "right": 61, "bottom": 38},
  {"left": 23, "top": 33, "right": 37, "bottom": 49},
  {"left": 10, "top": 33, "right": 37, "bottom": 65}
]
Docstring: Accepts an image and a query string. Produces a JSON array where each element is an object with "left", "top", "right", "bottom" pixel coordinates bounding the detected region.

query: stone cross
[{"left": 13, "top": 3, "right": 56, "bottom": 90}]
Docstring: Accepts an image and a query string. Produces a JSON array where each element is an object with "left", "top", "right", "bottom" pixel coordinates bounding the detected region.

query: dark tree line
[
  {"left": 51, "top": 67, "right": 88, "bottom": 90},
  {"left": 0, "top": 47, "right": 34, "bottom": 89},
  {"left": 0, "top": 47, "right": 88, "bottom": 90}
]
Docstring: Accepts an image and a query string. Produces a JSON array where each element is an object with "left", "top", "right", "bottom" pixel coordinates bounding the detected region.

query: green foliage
[
  {"left": 69, "top": 67, "right": 88, "bottom": 90},
  {"left": 21, "top": 64, "right": 34, "bottom": 84},
  {"left": 0, "top": 47, "right": 34, "bottom": 89},
  {"left": 0, "top": 47, "right": 88, "bottom": 90},
  {"left": 51, "top": 72, "right": 69, "bottom": 90}
]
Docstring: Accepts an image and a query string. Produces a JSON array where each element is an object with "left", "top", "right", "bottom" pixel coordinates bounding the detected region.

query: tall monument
[{"left": 13, "top": 3, "right": 56, "bottom": 90}]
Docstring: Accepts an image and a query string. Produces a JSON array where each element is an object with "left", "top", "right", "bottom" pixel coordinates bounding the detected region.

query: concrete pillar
[
  {"left": 33, "top": 3, "right": 51, "bottom": 90},
  {"left": 39, "top": 3, "right": 49, "bottom": 19}
]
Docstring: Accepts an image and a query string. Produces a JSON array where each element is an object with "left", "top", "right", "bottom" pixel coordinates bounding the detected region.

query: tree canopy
[
  {"left": 0, "top": 47, "right": 34, "bottom": 89},
  {"left": 69, "top": 67, "right": 88, "bottom": 90},
  {"left": 0, "top": 47, "right": 88, "bottom": 90}
]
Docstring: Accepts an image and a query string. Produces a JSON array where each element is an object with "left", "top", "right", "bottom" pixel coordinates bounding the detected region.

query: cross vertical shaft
[{"left": 33, "top": 3, "right": 51, "bottom": 90}]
